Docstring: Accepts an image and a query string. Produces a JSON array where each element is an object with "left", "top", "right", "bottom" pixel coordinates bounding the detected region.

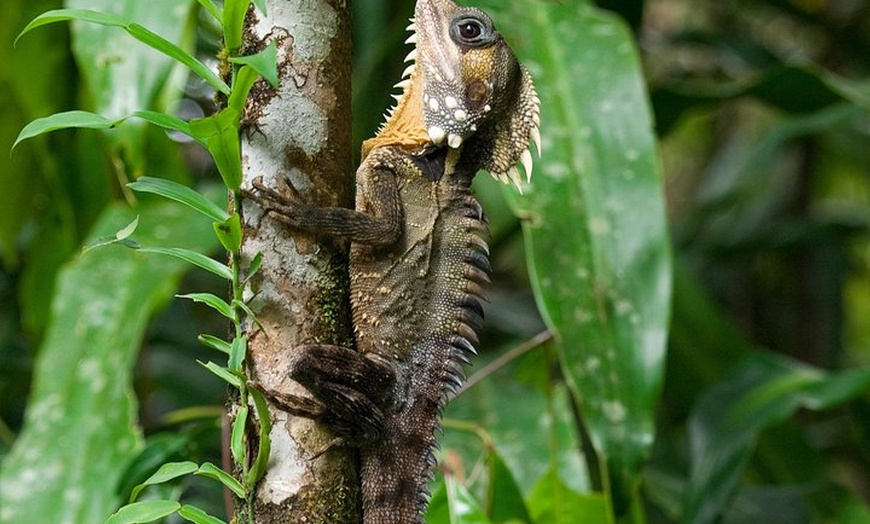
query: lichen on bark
[{"left": 238, "top": 0, "right": 359, "bottom": 522}]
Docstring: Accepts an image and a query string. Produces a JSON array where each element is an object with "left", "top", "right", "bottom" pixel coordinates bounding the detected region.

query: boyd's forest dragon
[{"left": 245, "top": 0, "right": 540, "bottom": 522}]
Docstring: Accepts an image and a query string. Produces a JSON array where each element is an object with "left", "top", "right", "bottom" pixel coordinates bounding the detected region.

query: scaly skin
[{"left": 246, "top": 0, "right": 539, "bottom": 522}]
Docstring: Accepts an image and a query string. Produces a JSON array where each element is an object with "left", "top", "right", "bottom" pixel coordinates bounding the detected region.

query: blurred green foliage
[{"left": 0, "top": 0, "right": 869, "bottom": 523}]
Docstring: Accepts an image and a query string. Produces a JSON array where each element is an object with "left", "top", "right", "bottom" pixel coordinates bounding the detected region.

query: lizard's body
[{"left": 247, "top": 1, "right": 539, "bottom": 522}]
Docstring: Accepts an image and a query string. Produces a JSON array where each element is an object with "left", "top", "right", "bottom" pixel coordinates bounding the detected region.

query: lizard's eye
[
  {"left": 450, "top": 12, "right": 496, "bottom": 48},
  {"left": 458, "top": 20, "right": 483, "bottom": 41}
]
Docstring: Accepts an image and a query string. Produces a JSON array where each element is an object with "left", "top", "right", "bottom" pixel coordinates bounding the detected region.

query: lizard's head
[
  {"left": 368, "top": 0, "right": 540, "bottom": 190},
  {"left": 413, "top": 0, "right": 540, "bottom": 190}
]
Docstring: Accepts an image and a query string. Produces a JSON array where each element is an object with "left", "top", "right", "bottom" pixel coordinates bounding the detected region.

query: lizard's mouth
[{"left": 412, "top": 0, "right": 541, "bottom": 193}]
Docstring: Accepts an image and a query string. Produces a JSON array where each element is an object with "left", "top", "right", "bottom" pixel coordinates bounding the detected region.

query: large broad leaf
[
  {"left": 477, "top": 0, "right": 671, "bottom": 511},
  {"left": 440, "top": 358, "right": 590, "bottom": 499},
  {"left": 681, "top": 351, "right": 870, "bottom": 524},
  {"left": 63, "top": 0, "right": 201, "bottom": 171},
  {"left": 0, "top": 200, "right": 217, "bottom": 524},
  {"left": 63, "top": 0, "right": 205, "bottom": 117},
  {"left": 527, "top": 467, "right": 610, "bottom": 524}
]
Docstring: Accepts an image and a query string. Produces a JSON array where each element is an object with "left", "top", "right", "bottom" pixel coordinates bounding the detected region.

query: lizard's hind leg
[{"left": 266, "top": 344, "right": 397, "bottom": 445}]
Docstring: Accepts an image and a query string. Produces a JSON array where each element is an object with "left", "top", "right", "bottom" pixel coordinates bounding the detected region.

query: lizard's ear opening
[{"left": 477, "top": 64, "right": 541, "bottom": 193}]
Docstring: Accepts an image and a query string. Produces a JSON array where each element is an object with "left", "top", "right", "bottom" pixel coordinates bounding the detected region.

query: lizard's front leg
[
  {"left": 244, "top": 155, "right": 402, "bottom": 246},
  {"left": 243, "top": 160, "right": 404, "bottom": 441}
]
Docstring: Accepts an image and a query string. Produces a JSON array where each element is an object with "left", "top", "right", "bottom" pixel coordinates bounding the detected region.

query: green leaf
[
  {"left": 189, "top": 111, "right": 243, "bottom": 191},
  {"left": 479, "top": 0, "right": 671, "bottom": 507},
  {"left": 652, "top": 65, "right": 870, "bottom": 134},
  {"left": 222, "top": 0, "right": 249, "bottom": 55},
  {"left": 83, "top": 216, "right": 141, "bottom": 252},
  {"left": 0, "top": 201, "right": 216, "bottom": 523},
  {"left": 17, "top": 9, "right": 230, "bottom": 94},
  {"left": 682, "top": 352, "right": 870, "bottom": 524},
  {"left": 124, "top": 22, "right": 229, "bottom": 94},
  {"left": 117, "top": 433, "right": 191, "bottom": 502},
  {"left": 130, "top": 461, "right": 198, "bottom": 502},
  {"left": 487, "top": 450, "right": 532, "bottom": 523},
  {"left": 230, "top": 405, "right": 248, "bottom": 464},
  {"left": 199, "top": 334, "right": 233, "bottom": 355},
  {"left": 250, "top": 0, "right": 267, "bottom": 16},
  {"left": 228, "top": 336, "right": 247, "bottom": 372},
  {"left": 196, "top": 462, "right": 245, "bottom": 499},
  {"left": 230, "top": 40, "right": 279, "bottom": 87},
  {"left": 196, "top": 0, "right": 221, "bottom": 21},
  {"left": 200, "top": 361, "right": 242, "bottom": 388},
  {"left": 63, "top": 0, "right": 198, "bottom": 171},
  {"left": 13, "top": 110, "right": 111, "bottom": 150},
  {"left": 245, "top": 252, "right": 264, "bottom": 283},
  {"left": 178, "top": 292, "right": 236, "bottom": 321},
  {"left": 214, "top": 213, "right": 242, "bottom": 253},
  {"left": 441, "top": 365, "right": 589, "bottom": 498},
  {"left": 131, "top": 110, "right": 198, "bottom": 142},
  {"left": 178, "top": 504, "right": 228, "bottom": 524},
  {"left": 139, "top": 247, "right": 233, "bottom": 280},
  {"left": 104, "top": 500, "right": 181, "bottom": 524},
  {"left": 527, "top": 467, "right": 611, "bottom": 524},
  {"left": 12, "top": 109, "right": 200, "bottom": 152},
  {"left": 233, "top": 299, "right": 263, "bottom": 333},
  {"left": 427, "top": 475, "right": 492, "bottom": 524},
  {"left": 247, "top": 387, "right": 272, "bottom": 486},
  {"left": 129, "top": 177, "right": 229, "bottom": 222},
  {"left": 227, "top": 65, "right": 261, "bottom": 115}
]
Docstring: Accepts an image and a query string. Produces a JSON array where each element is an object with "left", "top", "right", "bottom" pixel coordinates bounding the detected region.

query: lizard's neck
[{"left": 361, "top": 68, "right": 431, "bottom": 159}]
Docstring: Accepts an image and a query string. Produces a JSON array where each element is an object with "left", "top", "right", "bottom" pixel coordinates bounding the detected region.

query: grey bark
[{"left": 238, "top": 1, "right": 359, "bottom": 522}]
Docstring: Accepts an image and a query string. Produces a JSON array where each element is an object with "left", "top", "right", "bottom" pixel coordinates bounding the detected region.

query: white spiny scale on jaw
[
  {"left": 428, "top": 126, "right": 446, "bottom": 145},
  {"left": 487, "top": 68, "right": 542, "bottom": 193},
  {"left": 520, "top": 148, "right": 534, "bottom": 183}
]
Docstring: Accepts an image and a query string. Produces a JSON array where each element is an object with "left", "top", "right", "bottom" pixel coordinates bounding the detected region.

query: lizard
[{"left": 244, "top": 0, "right": 540, "bottom": 522}]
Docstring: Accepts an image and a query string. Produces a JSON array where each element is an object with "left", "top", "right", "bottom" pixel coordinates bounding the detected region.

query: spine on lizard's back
[{"left": 359, "top": 186, "right": 491, "bottom": 524}]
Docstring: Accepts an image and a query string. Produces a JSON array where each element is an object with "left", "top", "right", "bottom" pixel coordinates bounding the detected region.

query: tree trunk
[{"left": 238, "top": 1, "right": 359, "bottom": 522}]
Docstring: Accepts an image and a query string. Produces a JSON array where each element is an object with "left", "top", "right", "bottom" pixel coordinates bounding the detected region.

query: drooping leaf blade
[
  {"left": 527, "top": 467, "right": 611, "bottom": 524},
  {"left": 139, "top": 247, "right": 233, "bottom": 281},
  {"left": 221, "top": 0, "right": 249, "bottom": 55},
  {"left": 199, "top": 361, "right": 242, "bottom": 388},
  {"left": 230, "top": 405, "right": 248, "bottom": 464},
  {"left": 478, "top": 0, "right": 672, "bottom": 507},
  {"left": 228, "top": 336, "right": 247, "bottom": 372},
  {"left": 129, "top": 461, "right": 198, "bottom": 502},
  {"left": 199, "top": 334, "right": 233, "bottom": 355},
  {"left": 195, "top": 462, "right": 245, "bottom": 499},
  {"left": 178, "top": 292, "right": 236, "bottom": 321},
  {"left": 189, "top": 110, "right": 243, "bottom": 191},
  {"left": 129, "top": 177, "right": 229, "bottom": 223},
  {"left": 214, "top": 213, "right": 242, "bottom": 253},
  {"left": 681, "top": 352, "right": 870, "bottom": 524},
  {"left": 0, "top": 201, "right": 217, "bottom": 524},
  {"left": 177, "top": 504, "right": 228, "bottom": 524},
  {"left": 17, "top": 9, "right": 229, "bottom": 94},
  {"left": 247, "top": 386, "right": 272, "bottom": 486},
  {"left": 104, "top": 500, "right": 181, "bottom": 524},
  {"left": 13, "top": 110, "right": 112, "bottom": 150}
]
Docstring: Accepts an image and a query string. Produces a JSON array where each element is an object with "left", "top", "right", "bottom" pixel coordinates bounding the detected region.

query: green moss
[{"left": 311, "top": 252, "right": 354, "bottom": 348}]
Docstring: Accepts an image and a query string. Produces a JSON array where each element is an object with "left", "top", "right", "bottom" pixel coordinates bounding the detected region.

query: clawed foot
[
  {"left": 254, "top": 344, "right": 397, "bottom": 447},
  {"left": 241, "top": 176, "right": 310, "bottom": 227}
]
